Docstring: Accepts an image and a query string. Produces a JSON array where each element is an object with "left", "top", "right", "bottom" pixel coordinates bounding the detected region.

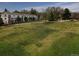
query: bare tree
[{"left": 46, "top": 7, "right": 63, "bottom": 21}]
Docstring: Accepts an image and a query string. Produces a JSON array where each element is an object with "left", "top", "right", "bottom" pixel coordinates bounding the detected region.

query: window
[
  {"left": 5, "top": 14, "right": 6, "bottom": 17},
  {"left": 5, "top": 18, "right": 6, "bottom": 20},
  {"left": 8, "top": 15, "right": 11, "bottom": 18}
]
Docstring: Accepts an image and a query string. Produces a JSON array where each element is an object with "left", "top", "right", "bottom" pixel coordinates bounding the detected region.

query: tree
[
  {"left": 62, "top": 8, "right": 71, "bottom": 20},
  {"left": 46, "top": 7, "right": 54, "bottom": 21},
  {"left": 48, "top": 11, "right": 54, "bottom": 21},
  {"left": 24, "top": 17, "right": 28, "bottom": 22},
  {"left": 46, "top": 7, "right": 63, "bottom": 21},
  {"left": 32, "top": 17, "right": 35, "bottom": 21},
  {"left": 16, "top": 16, "right": 22, "bottom": 23},
  {"left": 21, "top": 10, "right": 29, "bottom": 14},
  {"left": 4, "top": 8, "right": 8, "bottom": 12},
  {"left": 0, "top": 17, "right": 3, "bottom": 25},
  {"left": 29, "top": 17, "right": 33, "bottom": 22},
  {"left": 30, "top": 17, "right": 35, "bottom": 21},
  {"left": 30, "top": 8, "right": 38, "bottom": 15},
  {"left": 13, "top": 10, "right": 20, "bottom": 13}
]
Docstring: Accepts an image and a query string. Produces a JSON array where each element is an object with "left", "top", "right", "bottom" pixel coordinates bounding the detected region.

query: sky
[{"left": 0, "top": 2, "right": 79, "bottom": 12}]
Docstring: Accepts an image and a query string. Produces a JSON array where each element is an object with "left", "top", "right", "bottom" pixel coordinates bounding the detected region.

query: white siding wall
[
  {"left": 1, "top": 13, "right": 9, "bottom": 24},
  {"left": 1, "top": 13, "right": 38, "bottom": 24}
]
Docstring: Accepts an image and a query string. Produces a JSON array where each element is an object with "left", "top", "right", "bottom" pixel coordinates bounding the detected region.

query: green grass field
[{"left": 0, "top": 21, "right": 79, "bottom": 56}]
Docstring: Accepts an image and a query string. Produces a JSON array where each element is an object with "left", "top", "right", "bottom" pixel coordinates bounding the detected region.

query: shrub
[{"left": 0, "top": 18, "right": 4, "bottom": 25}]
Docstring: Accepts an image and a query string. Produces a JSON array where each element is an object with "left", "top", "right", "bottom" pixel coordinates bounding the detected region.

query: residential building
[{"left": 0, "top": 11, "right": 38, "bottom": 24}]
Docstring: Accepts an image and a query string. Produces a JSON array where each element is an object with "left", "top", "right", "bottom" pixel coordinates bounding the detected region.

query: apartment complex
[{"left": 0, "top": 11, "right": 38, "bottom": 24}]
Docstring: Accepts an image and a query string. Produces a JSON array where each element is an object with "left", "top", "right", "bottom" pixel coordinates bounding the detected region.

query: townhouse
[{"left": 0, "top": 11, "right": 38, "bottom": 24}]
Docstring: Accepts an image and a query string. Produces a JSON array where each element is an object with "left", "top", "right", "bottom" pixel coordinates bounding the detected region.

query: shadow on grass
[
  {"left": 44, "top": 32, "right": 79, "bottom": 56},
  {"left": 18, "top": 28, "right": 58, "bottom": 47}
]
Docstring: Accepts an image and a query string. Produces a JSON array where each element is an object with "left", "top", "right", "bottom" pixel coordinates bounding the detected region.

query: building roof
[{"left": 1, "top": 12, "right": 37, "bottom": 17}]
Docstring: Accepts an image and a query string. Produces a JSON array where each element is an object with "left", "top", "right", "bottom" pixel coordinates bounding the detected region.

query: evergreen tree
[
  {"left": 16, "top": 16, "right": 21, "bottom": 23},
  {"left": 30, "top": 8, "right": 37, "bottom": 15},
  {"left": 24, "top": 17, "right": 28, "bottom": 22},
  {"left": 62, "top": 8, "right": 71, "bottom": 20},
  {"left": 48, "top": 11, "right": 55, "bottom": 21},
  {"left": 4, "top": 8, "right": 9, "bottom": 12}
]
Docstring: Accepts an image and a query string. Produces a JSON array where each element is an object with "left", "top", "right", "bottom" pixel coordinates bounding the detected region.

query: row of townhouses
[{"left": 0, "top": 11, "right": 38, "bottom": 24}]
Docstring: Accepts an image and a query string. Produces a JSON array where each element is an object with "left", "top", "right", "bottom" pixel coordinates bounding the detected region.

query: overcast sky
[{"left": 0, "top": 2, "right": 79, "bottom": 12}]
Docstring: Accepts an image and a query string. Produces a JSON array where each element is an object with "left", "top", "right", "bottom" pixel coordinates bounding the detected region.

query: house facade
[{"left": 0, "top": 12, "right": 38, "bottom": 24}]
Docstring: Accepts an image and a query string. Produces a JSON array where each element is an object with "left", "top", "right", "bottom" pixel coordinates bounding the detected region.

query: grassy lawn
[{"left": 0, "top": 21, "right": 79, "bottom": 55}]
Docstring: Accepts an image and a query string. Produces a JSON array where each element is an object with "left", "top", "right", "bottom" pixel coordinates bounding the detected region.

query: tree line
[
  {"left": 0, "top": 7, "right": 79, "bottom": 25},
  {"left": 44, "top": 7, "right": 72, "bottom": 21}
]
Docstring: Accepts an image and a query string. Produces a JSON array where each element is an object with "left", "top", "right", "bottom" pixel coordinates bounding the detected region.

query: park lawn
[{"left": 0, "top": 21, "right": 79, "bottom": 55}]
